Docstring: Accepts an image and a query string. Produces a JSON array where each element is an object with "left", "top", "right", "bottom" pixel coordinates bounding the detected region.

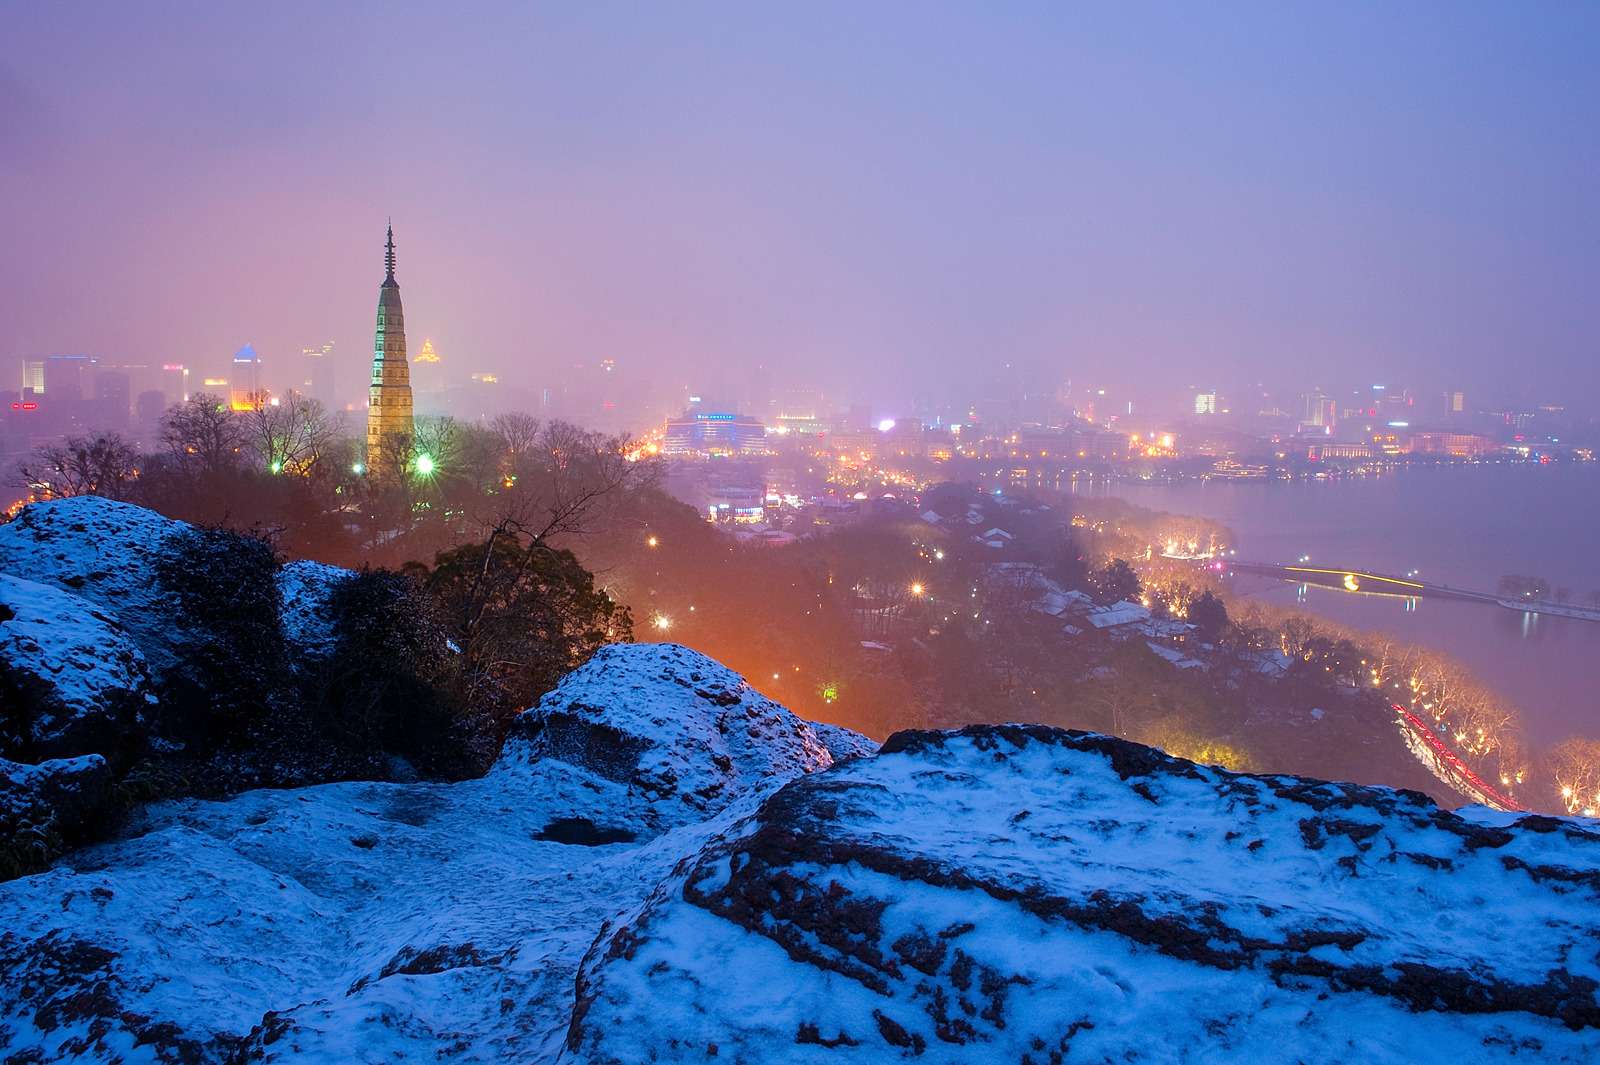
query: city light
[
  {"left": 352, "top": 463, "right": 365, "bottom": 474},
  {"left": 647, "top": 536, "right": 658, "bottom": 547},
  {"left": 654, "top": 616, "right": 671, "bottom": 631},
  {"left": 415, "top": 454, "right": 435, "bottom": 475},
  {"left": 911, "top": 583, "right": 924, "bottom": 595}
]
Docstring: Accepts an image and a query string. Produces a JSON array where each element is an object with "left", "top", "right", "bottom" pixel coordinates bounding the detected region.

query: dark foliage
[
  {"left": 421, "top": 534, "right": 632, "bottom": 765},
  {"left": 304, "top": 569, "right": 473, "bottom": 779},
  {"left": 1187, "top": 590, "right": 1229, "bottom": 643},
  {"left": 1089, "top": 558, "right": 1143, "bottom": 605},
  {"left": 154, "top": 525, "right": 290, "bottom": 754}
]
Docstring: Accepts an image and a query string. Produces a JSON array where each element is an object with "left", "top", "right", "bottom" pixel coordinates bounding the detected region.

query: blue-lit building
[{"left": 662, "top": 411, "right": 767, "bottom": 455}]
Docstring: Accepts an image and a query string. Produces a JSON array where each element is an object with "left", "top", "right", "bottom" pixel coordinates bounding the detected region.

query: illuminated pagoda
[{"left": 365, "top": 223, "right": 415, "bottom": 477}]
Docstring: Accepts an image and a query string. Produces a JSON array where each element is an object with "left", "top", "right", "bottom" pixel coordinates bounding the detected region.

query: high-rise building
[
  {"left": 301, "top": 343, "right": 335, "bottom": 404},
  {"left": 160, "top": 364, "right": 190, "bottom": 404},
  {"left": 230, "top": 345, "right": 263, "bottom": 410},
  {"left": 1302, "top": 389, "right": 1335, "bottom": 428},
  {"left": 94, "top": 371, "right": 131, "bottom": 428},
  {"left": 366, "top": 224, "right": 414, "bottom": 476},
  {"left": 1194, "top": 391, "right": 1218, "bottom": 415}
]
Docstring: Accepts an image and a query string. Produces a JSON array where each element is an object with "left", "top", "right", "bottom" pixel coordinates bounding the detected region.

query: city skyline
[{"left": 4, "top": 4, "right": 1600, "bottom": 418}]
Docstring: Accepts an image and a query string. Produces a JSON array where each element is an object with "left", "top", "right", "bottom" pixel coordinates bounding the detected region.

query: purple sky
[{"left": 3, "top": 2, "right": 1598, "bottom": 420}]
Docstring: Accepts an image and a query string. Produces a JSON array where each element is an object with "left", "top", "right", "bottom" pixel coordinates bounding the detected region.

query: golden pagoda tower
[{"left": 366, "top": 223, "right": 415, "bottom": 477}]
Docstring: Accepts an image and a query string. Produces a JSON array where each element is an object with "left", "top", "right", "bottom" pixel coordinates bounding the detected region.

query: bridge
[{"left": 1224, "top": 561, "right": 1600, "bottom": 624}]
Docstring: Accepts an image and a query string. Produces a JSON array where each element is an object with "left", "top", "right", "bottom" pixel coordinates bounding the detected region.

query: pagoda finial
[{"left": 384, "top": 221, "right": 396, "bottom": 282}]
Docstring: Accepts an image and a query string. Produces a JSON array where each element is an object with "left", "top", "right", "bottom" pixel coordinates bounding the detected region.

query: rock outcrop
[
  {"left": 493, "top": 643, "right": 875, "bottom": 836},
  {"left": 0, "top": 644, "right": 875, "bottom": 1062},
  {"left": 567, "top": 725, "right": 1600, "bottom": 1063},
  {"left": 0, "top": 574, "right": 155, "bottom": 766},
  {"left": 0, "top": 497, "right": 194, "bottom": 677}
]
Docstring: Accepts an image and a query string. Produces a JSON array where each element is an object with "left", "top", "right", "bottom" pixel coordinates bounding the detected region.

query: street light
[{"left": 415, "top": 454, "right": 436, "bottom": 476}]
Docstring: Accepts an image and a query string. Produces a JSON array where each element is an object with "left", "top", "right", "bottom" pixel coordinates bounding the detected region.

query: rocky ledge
[{"left": 3, "top": 659, "right": 1599, "bottom": 1062}]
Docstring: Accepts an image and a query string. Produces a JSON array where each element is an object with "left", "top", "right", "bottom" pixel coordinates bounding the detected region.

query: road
[{"left": 1392, "top": 704, "right": 1523, "bottom": 812}]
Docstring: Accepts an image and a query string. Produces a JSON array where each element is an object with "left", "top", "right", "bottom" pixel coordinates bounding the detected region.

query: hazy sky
[{"left": 3, "top": 2, "right": 1599, "bottom": 418}]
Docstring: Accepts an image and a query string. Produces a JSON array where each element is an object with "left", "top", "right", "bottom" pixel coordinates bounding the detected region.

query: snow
[
  {"left": 493, "top": 643, "right": 852, "bottom": 836},
  {"left": 0, "top": 643, "right": 871, "bottom": 1062},
  {"left": 1085, "top": 600, "right": 1151, "bottom": 628},
  {"left": 3, "top": 503, "right": 1597, "bottom": 1062},
  {"left": 0, "top": 574, "right": 154, "bottom": 755},
  {"left": 571, "top": 727, "right": 1600, "bottom": 1063},
  {"left": 0, "top": 497, "right": 190, "bottom": 675},
  {"left": 277, "top": 559, "right": 353, "bottom": 657}
]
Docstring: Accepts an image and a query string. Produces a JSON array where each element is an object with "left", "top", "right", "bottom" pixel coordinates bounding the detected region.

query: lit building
[
  {"left": 366, "top": 224, "right": 415, "bottom": 476},
  {"left": 230, "top": 345, "right": 263, "bottom": 410},
  {"left": 662, "top": 411, "right": 766, "bottom": 455},
  {"left": 1301, "top": 390, "right": 1335, "bottom": 428},
  {"left": 1408, "top": 432, "right": 1498, "bottom": 458},
  {"left": 159, "top": 364, "right": 190, "bottom": 404},
  {"left": 301, "top": 343, "right": 335, "bottom": 404},
  {"left": 21, "top": 360, "right": 44, "bottom": 394},
  {"left": 412, "top": 338, "right": 444, "bottom": 394}
]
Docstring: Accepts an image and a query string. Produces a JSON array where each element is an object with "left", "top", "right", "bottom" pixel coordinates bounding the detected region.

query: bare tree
[
  {"left": 240, "top": 394, "right": 346, "bottom": 480},
  {"left": 489, "top": 411, "right": 542, "bottom": 457},
  {"left": 14, "top": 433, "right": 140, "bottom": 501},
  {"left": 1546, "top": 737, "right": 1600, "bottom": 814},
  {"left": 492, "top": 420, "right": 656, "bottom": 547},
  {"left": 157, "top": 393, "right": 247, "bottom": 487}
]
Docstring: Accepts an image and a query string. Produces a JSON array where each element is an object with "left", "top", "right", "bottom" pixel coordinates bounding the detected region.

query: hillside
[
  {"left": 3, "top": 497, "right": 1599, "bottom": 1061},
  {"left": 2, "top": 645, "right": 1599, "bottom": 1060}
]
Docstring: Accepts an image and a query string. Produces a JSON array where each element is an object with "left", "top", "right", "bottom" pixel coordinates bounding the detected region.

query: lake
[{"left": 1100, "top": 463, "right": 1600, "bottom": 749}]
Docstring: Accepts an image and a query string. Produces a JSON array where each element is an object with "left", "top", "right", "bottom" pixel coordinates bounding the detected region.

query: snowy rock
[
  {"left": 1, "top": 754, "right": 113, "bottom": 832},
  {"left": 277, "top": 559, "right": 353, "bottom": 659},
  {"left": 0, "top": 573, "right": 154, "bottom": 762},
  {"left": 568, "top": 725, "right": 1600, "bottom": 1063},
  {"left": 0, "top": 497, "right": 191, "bottom": 676},
  {"left": 492, "top": 643, "right": 867, "bottom": 836}
]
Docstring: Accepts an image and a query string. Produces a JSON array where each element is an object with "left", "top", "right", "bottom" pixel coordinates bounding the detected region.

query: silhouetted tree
[
  {"left": 420, "top": 534, "right": 632, "bottom": 760},
  {"left": 1089, "top": 558, "right": 1142, "bottom": 605},
  {"left": 13, "top": 432, "right": 140, "bottom": 500},
  {"left": 1187, "top": 590, "right": 1229, "bottom": 643}
]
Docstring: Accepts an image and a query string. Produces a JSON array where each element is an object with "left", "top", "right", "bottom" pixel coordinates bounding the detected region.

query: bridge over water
[{"left": 1224, "top": 561, "right": 1600, "bottom": 624}]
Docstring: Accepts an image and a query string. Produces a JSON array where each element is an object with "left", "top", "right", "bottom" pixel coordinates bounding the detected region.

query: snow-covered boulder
[
  {"left": 0, "top": 574, "right": 155, "bottom": 762},
  {"left": 567, "top": 724, "right": 1600, "bottom": 1063},
  {"left": 0, "top": 497, "right": 192, "bottom": 676},
  {"left": 1, "top": 755, "right": 113, "bottom": 837},
  {"left": 277, "top": 559, "right": 353, "bottom": 660},
  {"left": 492, "top": 643, "right": 872, "bottom": 837}
]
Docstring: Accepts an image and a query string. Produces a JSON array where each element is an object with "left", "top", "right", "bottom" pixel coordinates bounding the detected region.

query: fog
[{"left": 4, "top": 2, "right": 1600, "bottom": 422}]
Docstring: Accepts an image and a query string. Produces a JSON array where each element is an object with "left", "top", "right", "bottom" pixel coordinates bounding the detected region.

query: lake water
[{"left": 1100, "top": 464, "right": 1600, "bottom": 749}]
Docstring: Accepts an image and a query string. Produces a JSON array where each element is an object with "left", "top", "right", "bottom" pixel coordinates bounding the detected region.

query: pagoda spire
[{"left": 368, "top": 221, "right": 414, "bottom": 478}]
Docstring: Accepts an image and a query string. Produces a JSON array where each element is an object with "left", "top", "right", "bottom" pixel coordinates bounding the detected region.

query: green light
[
  {"left": 352, "top": 463, "right": 365, "bottom": 474},
  {"left": 270, "top": 461, "right": 282, "bottom": 473},
  {"left": 415, "top": 454, "right": 435, "bottom": 475}
]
